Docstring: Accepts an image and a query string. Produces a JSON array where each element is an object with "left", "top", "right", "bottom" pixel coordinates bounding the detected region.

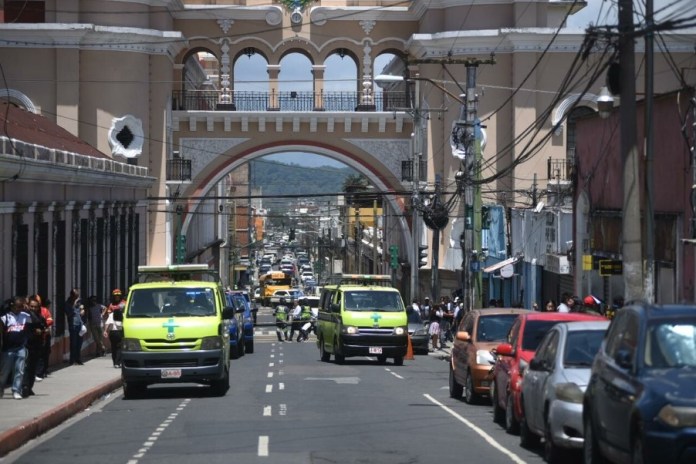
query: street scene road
[{"left": 5, "top": 307, "right": 562, "bottom": 464}]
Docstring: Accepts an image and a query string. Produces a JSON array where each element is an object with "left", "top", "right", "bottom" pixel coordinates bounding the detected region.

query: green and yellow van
[
  {"left": 121, "top": 264, "right": 234, "bottom": 398},
  {"left": 316, "top": 274, "right": 408, "bottom": 365}
]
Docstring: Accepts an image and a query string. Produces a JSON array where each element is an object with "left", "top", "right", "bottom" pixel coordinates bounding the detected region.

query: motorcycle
[{"left": 296, "top": 316, "right": 317, "bottom": 342}]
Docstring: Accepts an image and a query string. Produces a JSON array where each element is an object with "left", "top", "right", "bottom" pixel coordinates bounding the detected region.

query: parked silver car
[{"left": 519, "top": 320, "right": 609, "bottom": 462}]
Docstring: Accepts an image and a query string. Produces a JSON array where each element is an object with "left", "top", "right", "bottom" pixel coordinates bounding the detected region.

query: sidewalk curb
[{"left": 0, "top": 377, "right": 122, "bottom": 458}]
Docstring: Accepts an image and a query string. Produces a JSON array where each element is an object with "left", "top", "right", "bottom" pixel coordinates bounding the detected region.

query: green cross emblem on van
[
  {"left": 370, "top": 312, "right": 382, "bottom": 328},
  {"left": 162, "top": 318, "right": 180, "bottom": 340}
]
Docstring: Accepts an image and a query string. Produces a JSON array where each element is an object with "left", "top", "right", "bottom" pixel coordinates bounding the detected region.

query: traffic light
[
  {"left": 389, "top": 245, "right": 399, "bottom": 269},
  {"left": 289, "top": 227, "right": 295, "bottom": 241},
  {"left": 418, "top": 245, "right": 428, "bottom": 268},
  {"left": 176, "top": 234, "right": 187, "bottom": 263}
]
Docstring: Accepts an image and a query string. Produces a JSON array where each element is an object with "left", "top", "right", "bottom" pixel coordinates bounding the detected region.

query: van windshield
[
  {"left": 344, "top": 291, "right": 404, "bottom": 312},
  {"left": 127, "top": 288, "right": 217, "bottom": 317}
]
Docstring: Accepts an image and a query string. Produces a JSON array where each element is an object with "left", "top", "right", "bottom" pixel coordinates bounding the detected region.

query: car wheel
[
  {"left": 464, "top": 370, "right": 479, "bottom": 404},
  {"left": 230, "top": 343, "right": 241, "bottom": 360},
  {"left": 519, "top": 401, "right": 540, "bottom": 448},
  {"left": 245, "top": 339, "right": 254, "bottom": 354},
  {"left": 491, "top": 381, "right": 505, "bottom": 424},
  {"left": 393, "top": 356, "right": 404, "bottom": 366},
  {"left": 320, "top": 338, "right": 331, "bottom": 362},
  {"left": 631, "top": 422, "right": 645, "bottom": 464},
  {"left": 505, "top": 393, "right": 520, "bottom": 434},
  {"left": 449, "top": 365, "right": 464, "bottom": 399},
  {"left": 583, "top": 414, "right": 605, "bottom": 464},
  {"left": 239, "top": 335, "right": 246, "bottom": 356},
  {"left": 544, "top": 416, "right": 563, "bottom": 462}
]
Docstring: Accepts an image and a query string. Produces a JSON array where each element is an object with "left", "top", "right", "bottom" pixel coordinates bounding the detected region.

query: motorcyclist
[
  {"left": 274, "top": 298, "right": 289, "bottom": 342},
  {"left": 296, "top": 298, "right": 315, "bottom": 342}
]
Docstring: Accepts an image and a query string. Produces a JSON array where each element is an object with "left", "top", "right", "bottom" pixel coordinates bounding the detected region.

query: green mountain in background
[{"left": 250, "top": 158, "right": 357, "bottom": 197}]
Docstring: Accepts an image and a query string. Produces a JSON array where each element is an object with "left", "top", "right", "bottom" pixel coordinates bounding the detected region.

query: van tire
[
  {"left": 320, "top": 339, "right": 331, "bottom": 362},
  {"left": 245, "top": 340, "right": 254, "bottom": 354},
  {"left": 211, "top": 367, "right": 230, "bottom": 397},
  {"left": 123, "top": 381, "right": 145, "bottom": 400},
  {"left": 230, "top": 343, "right": 241, "bottom": 360},
  {"left": 393, "top": 356, "right": 404, "bottom": 366},
  {"left": 334, "top": 340, "right": 345, "bottom": 364},
  {"left": 377, "top": 355, "right": 387, "bottom": 364}
]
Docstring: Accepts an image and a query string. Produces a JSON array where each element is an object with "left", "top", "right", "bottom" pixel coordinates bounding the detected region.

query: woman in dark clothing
[{"left": 22, "top": 296, "right": 47, "bottom": 397}]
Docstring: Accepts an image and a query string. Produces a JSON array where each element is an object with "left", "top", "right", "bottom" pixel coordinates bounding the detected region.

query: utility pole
[
  {"left": 430, "top": 175, "right": 442, "bottom": 299},
  {"left": 619, "top": 0, "right": 644, "bottom": 301},
  {"left": 372, "top": 198, "right": 378, "bottom": 274},
  {"left": 462, "top": 62, "right": 483, "bottom": 311},
  {"left": 411, "top": 78, "right": 423, "bottom": 303},
  {"left": 644, "top": 0, "right": 655, "bottom": 302}
]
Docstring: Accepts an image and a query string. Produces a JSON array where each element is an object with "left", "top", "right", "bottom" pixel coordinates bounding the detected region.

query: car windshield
[
  {"left": 476, "top": 314, "right": 519, "bottom": 342},
  {"left": 127, "top": 288, "right": 216, "bottom": 317},
  {"left": 563, "top": 330, "right": 606, "bottom": 367},
  {"left": 343, "top": 291, "right": 404, "bottom": 312},
  {"left": 522, "top": 320, "right": 564, "bottom": 351},
  {"left": 645, "top": 320, "right": 696, "bottom": 369}
]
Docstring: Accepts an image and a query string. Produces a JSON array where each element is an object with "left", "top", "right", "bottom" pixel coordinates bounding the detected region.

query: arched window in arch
[
  {"left": 323, "top": 49, "right": 358, "bottom": 111},
  {"left": 279, "top": 52, "right": 313, "bottom": 111},
  {"left": 234, "top": 49, "right": 269, "bottom": 111}
]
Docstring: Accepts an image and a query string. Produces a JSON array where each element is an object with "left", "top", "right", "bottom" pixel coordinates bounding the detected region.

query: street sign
[{"left": 599, "top": 259, "right": 623, "bottom": 276}]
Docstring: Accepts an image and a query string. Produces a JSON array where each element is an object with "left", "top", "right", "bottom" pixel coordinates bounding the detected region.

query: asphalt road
[{"left": 6, "top": 310, "right": 574, "bottom": 464}]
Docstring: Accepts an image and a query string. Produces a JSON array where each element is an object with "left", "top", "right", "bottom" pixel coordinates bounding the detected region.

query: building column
[
  {"left": 267, "top": 65, "right": 281, "bottom": 110},
  {"left": 312, "top": 65, "right": 326, "bottom": 111}
]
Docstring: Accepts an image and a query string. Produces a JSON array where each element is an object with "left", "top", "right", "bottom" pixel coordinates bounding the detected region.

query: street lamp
[{"left": 596, "top": 86, "right": 614, "bottom": 119}]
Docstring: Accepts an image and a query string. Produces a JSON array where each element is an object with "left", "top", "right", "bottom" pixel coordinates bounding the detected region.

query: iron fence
[
  {"left": 172, "top": 90, "right": 409, "bottom": 112},
  {"left": 167, "top": 158, "right": 192, "bottom": 181}
]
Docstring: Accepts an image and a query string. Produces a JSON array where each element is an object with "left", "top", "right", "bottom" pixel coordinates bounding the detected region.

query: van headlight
[
  {"left": 342, "top": 326, "right": 358, "bottom": 334},
  {"left": 201, "top": 336, "right": 222, "bottom": 350},
  {"left": 122, "top": 338, "right": 142, "bottom": 352},
  {"left": 394, "top": 326, "right": 406, "bottom": 336}
]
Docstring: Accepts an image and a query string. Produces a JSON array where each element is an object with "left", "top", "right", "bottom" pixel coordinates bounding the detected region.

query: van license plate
[
  {"left": 369, "top": 347, "right": 382, "bottom": 354},
  {"left": 161, "top": 369, "right": 182, "bottom": 379}
]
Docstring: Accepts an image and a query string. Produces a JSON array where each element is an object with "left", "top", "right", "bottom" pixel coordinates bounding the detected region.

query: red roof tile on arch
[{"left": 0, "top": 101, "right": 110, "bottom": 159}]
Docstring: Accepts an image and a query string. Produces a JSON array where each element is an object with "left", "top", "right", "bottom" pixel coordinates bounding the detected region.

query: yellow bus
[{"left": 258, "top": 271, "right": 293, "bottom": 306}]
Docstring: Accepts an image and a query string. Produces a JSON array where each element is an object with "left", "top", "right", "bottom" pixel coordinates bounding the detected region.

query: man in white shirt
[
  {"left": 557, "top": 293, "right": 573, "bottom": 313},
  {"left": 289, "top": 299, "right": 302, "bottom": 340}
]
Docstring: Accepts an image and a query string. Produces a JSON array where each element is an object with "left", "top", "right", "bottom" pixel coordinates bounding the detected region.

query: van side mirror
[{"left": 330, "top": 303, "right": 340, "bottom": 313}]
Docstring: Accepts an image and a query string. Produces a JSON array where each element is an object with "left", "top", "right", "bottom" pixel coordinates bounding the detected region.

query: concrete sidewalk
[{"left": 0, "top": 355, "right": 122, "bottom": 457}]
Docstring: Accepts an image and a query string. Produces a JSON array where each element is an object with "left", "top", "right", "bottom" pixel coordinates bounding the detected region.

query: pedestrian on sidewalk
[
  {"left": 86, "top": 295, "right": 106, "bottom": 357},
  {"left": 0, "top": 296, "right": 31, "bottom": 400},
  {"left": 22, "top": 296, "right": 47, "bottom": 397},
  {"left": 428, "top": 304, "right": 443, "bottom": 351},
  {"left": 64, "top": 288, "right": 85, "bottom": 365},
  {"left": 103, "top": 307, "right": 123, "bottom": 368},
  {"left": 36, "top": 298, "right": 54, "bottom": 378}
]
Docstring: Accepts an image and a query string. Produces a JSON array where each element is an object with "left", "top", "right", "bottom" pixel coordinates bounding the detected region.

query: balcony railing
[
  {"left": 401, "top": 159, "right": 427, "bottom": 182},
  {"left": 172, "top": 90, "right": 409, "bottom": 112},
  {"left": 547, "top": 156, "right": 574, "bottom": 182},
  {"left": 167, "top": 158, "right": 192, "bottom": 181}
]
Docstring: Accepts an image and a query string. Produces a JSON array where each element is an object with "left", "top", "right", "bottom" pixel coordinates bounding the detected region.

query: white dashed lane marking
[{"left": 128, "top": 398, "right": 191, "bottom": 463}]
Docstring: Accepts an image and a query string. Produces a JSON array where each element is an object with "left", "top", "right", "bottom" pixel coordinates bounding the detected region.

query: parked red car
[{"left": 491, "top": 311, "right": 605, "bottom": 434}]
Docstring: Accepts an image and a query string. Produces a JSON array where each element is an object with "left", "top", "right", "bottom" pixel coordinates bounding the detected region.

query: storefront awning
[{"left": 483, "top": 256, "right": 520, "bottom": 274}]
